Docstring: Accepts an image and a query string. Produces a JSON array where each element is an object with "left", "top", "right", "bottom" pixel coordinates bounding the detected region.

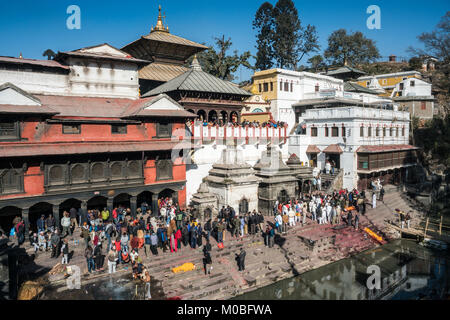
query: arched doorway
[
  {"left": 87, "top": 196, "right": 107, "bottom": 211},
  {"left": 220, "top": 111, "right": 228, "bottom": 123},
  {"left": 230, "top": 111, "right": 239, "bottom": 124},
  {"left": 59, "top": 198, "right": 81, "bottom": 216},
  {"left": 0, "top": 206, "right": 21, "bottom": 235},
  {"left": 197, "top": 110, "right": 207, "bottom": 122},
  {"left": 239, "top": 198, "right": 249, "bottom": 214},
  {"left": 29, "top": 202, "right": 53, "bottom": 233},
  {"left": 278, "top": 190, "right": 290, "bottom": 204},
  {"left": 113, "top": 193, "right": 131, "bottom": 210},
  {"left": 137, "top": 191, "right": 153, "bottom": 214},
  {"left": 208, "top": 110, "right": 218, "bottom": 123}
]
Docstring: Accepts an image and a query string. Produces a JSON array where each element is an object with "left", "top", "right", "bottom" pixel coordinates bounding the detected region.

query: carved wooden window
[
  {"left": 49, "top": 165, "right": 64, "bottom": 182},
  {"left": 0, "top": 121, "right": 20, "bottom": 140},
  {"left": 0, "top": 169, "right": 23, "bottom": 194},
  {"left": 156, "top": 122, "right": 172, "bottom": 138},
  {"left": 62, "top": 124, "right": 81, "bottom": 134},
  {"left": 111, "top": 124, "right": 127, "bottom": 134},
  {"left": 71, "top": 164, "right": 85, "bottom": 181},
  {"left": 91, "top": 163, "right": 105, "bottom": 180},
  {"left": 127, "top": 161, "right": 141, "bottom": 178},
  {"left": 156, "top": 159, "right": 173, "bottom": 181},
  {"left": 110, "top": 162, "right": 123, "bottom": 178}
]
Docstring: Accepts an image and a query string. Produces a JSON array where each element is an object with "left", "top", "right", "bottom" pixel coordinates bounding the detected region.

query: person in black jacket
[
  {"left": 93, "top": 243, "right": 103, "bottom": 271},
  {"left": 204, "top": 219, "right": 212, "bottom": 242},
  {"left": 202, "top": 241, "right": 212, "bottom": 275},
  {"left": 237, "top": 248, "right": 246, "bottom": 271},
  {"left": 182, "top": 224, "right": 189, "bottom": 247}
]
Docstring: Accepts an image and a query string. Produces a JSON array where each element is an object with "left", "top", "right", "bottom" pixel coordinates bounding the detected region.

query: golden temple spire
[{"left": 151, "top": 5, "right": 170, "bottom": 33}]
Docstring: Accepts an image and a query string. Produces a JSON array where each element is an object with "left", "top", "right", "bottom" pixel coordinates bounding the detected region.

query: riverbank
[{"left": 22, "top": 185, "right": 424, "bottom": 300}]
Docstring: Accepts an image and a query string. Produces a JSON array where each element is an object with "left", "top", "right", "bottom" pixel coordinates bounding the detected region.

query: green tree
[
  {"left": 194, "top": 35, "right": 253, "bottom": 81},
  {"left": 324, "top": 29, "right": 380, "bottom": 66},
  {"left": 272, "top": 0, "right": 301, "bottom": 69},
  {"left": 297, "top": 25, "right": 320, "bottom": 62},
  {"left": 253, "top": 2, "right": 275, "bottom": 71},
  {"left": 308, "top": 55, "right": 324, "bottom": 72}
]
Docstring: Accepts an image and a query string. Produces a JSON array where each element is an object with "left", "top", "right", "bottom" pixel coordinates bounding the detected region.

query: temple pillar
[
  {"left": 130, "top": 196, "right": 137, "bottom": 216},
  {"left": 22, "top": 208, "right": 30, "bottom": 237},
  {"left": 52, "top": 205, "right": 60, "bottom": 230},
  {"left": 151, "top": 193, "right": 159, "bottom": 217}
]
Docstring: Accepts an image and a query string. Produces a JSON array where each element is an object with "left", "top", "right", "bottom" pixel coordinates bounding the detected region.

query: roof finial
[
  {"left": 19, "top": 52, "right": 23, "bottom": 59},
  {"left": 191, "top": 55, "right": 202, "bottom": 71},
  {"left": 152, "top": 5, "right": 170, "bottom": 33}
]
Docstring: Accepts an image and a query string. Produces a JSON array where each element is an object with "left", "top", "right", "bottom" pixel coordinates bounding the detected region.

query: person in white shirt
[
  {"left": 288, "top": 207, "right": 296, "bottom": 227},
  {"left": 275, "top": 213, "right": 283, "bottom": 234}
]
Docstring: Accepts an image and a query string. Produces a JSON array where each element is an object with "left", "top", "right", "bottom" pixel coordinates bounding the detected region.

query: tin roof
[
  {"left": 306, "top": 145, "right": 321, "bottom": 154},
  {"left": 139, "top": 62, "right": 189, "bottom": 82},
  {"left": 344, "top": 82, "right": 379, "bottom": 95},
  {"left": 323, "top": 144, "right": 343, "bottom": 154},
  {"left": 356, "top": 145, "right": 418, "bottom": 153},
  {"left": 143, "top": 31, "right": 208, "bottom": 50},
  {"left": 0, "top": 140, "right": 192, "bottom": 158},
  {"left": 326, "top": 66, "right": 366, "bottom": 76},
  {"left": 0, "top": 56, "right": 70, "bottom": 70},
  {"left": 0, "top": 104, "right": 58, "bottom": 115},
  {"left": 143, "top": 58, "right": 251, "bottom": 97}
]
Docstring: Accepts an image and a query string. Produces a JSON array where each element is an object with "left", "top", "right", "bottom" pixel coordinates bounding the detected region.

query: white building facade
[{"left": 289, "top": 105, "right": 416, "bottom": 190}]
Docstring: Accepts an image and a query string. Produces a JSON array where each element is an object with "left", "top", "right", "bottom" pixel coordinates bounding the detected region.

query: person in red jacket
[{"left": 175, "top": 228, "right": 182, "bottom": 251}]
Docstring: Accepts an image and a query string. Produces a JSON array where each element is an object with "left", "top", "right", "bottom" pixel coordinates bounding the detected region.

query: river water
[
  {"left": 39, "top": 240, "right": 449, "bottom": 300},
  {"left": 234, "top": 239, "right": 449, "bottom": 300}
]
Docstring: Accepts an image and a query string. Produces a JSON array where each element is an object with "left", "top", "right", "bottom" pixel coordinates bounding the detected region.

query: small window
[
  {"left": 332, "top": 127, "right": 339, "bottom": 137},
  {"left": 112, "top": 124, "right": 127, "bottom": 134},
  {"left": 410, "top": 81, "right": 415, "bottom": 87},
  {"left": 263, "top": 83, "right": 269, "bottom": 92},
  {"left": 402, "top": 127, "right": 405, "bottom": 136},
  {"left": 368, "top": 127, "right": 372, "bottom": 137},
  {"left": 315, "top": 84, "right": 320, "bottom": 92},
  {"left": 259, "top": 84, "right": 262, "bottom": 92},
  {"left": 390, "top": 128, "right": 394, "bottom": 136},
  {"left": 396, "top": 127, "right": 399, "bottom": 137},
  {"left": 270, "top": 82, "right": 273, "bottom": 91},
  {"left": 325, "top": 126, "right": 329, "bottom": 137},
  {"left": 383, "top": 127, "right": 386, "bottom": 137},
  {"left": 284, "top": 82, "right": 289, "bottom": 92},
  {"left": 311, "top": 127, "right": 318, "bottom": 137},
  {"left": 421, "top": 101, "right": 426, "bottom": 110},
  {"left": 280, "top": 81, "right": 283, "bottom": 91},
  {"left": 0, "top": 122, "right": 19, "bottom": 140},
  {"left": 399, "top": 83, "right": 404, "bottom": 90},
  {"left": 156, "top": 122, "right": 172, "bottom": 138},
  {"left": 342, "top": 126, "right": 346, "bottom": 137},
  {"left": 290, "top": 82, "right": 293, "bottom": 92},
  {"left": 376, "top": 127, "right": 380, "bottom": 137},
  {"left": 63, "top": 124, "right": 81, "bottom": 134},
  {"left": 360, "top": 126, "right": 364, "bottom": 137}
]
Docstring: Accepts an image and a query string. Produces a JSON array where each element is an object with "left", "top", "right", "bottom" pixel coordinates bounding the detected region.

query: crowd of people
[{"left": 186, "top": 119, "right": 288, "bottom": 129}]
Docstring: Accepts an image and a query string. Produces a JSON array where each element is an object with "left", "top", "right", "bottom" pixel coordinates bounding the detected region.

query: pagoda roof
[
  {"left": 139, "top": 62, "right": 189, "bottom": 82},
  {"left": 143, "top": 57, "right": 251, "bottom": 97},
  {"left": 121, "top": 6, "right": 207, "bottom": 63}
]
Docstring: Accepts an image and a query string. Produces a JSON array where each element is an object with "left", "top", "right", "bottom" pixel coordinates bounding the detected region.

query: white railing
[{"left": 190, "top": 125, "right": 288, "bottom": 143}]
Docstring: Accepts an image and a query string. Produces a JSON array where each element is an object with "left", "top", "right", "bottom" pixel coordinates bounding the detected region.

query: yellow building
[
  {"left": 357, "top": 71, "right": 422, "bottom": 96},
  {"left": 251, "top": 69, "right": 281, "bottom": 101}
]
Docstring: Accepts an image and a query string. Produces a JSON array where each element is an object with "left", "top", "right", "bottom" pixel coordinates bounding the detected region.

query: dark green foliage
[
  {"left": 190, "top": 35, "right": 254, "bottom": 82},
  {"left": 324, "top": 29, "right": 381, "bottom": 66},
  {"left": 253, "top": 2, "right": 275, "bottom": 71}
]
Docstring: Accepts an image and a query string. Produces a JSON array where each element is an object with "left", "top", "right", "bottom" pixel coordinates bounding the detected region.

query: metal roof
[
  {"left": 0, "top": 56, "right": 69, "bottom": 70},
  {"left": 142, "top": 31, "right": 207, "bottom": 49},
  {"left": 306, "top": 145, "right": 321, "bottom": 154},
  {"left": 139, "top": 62, "right": 189, "bottom": 82},
  {"left": 0, "top": 104, "right": 58, "bottom": 115},
  {"left": 344, "top": 82, "right": 379, "bottom": 95},
  {"left": 356, "top": 145, "right": 419, "bottom": 153},
  {"left": 0, "top": 140, "right": 192, "bottom": 158},
  {"left": 326, "top": 66, "right": 366, "bottom": 76},
  {"left": 323, "top": 144, "right": 343, "bottom": 154},
  {"left": 143, "top": 60, "right": 251, "bottom": 97}
]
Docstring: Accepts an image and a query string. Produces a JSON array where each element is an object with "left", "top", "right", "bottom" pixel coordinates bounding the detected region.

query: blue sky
[{"left": 0, "top": 0, "right": 448, "bottom": 82}]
